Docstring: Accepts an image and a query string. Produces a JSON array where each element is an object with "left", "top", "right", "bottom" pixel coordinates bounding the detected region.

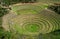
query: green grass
[
  {"left": 16, "top": 9, "right": 37, "bottom": 15},
  {"left": 11, "top": 4, "right": 48, "bottom": 15},
  {"left": 25, "top": 24, "right": 40, "bottom": 32},
  {"left": 12, "top": 23, "right": 40, "bottom": 35}
]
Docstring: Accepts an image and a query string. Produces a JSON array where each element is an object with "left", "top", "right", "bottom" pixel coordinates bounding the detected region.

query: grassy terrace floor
[{"left": 10, "top": 3, "right": 48, "bottom": 15}]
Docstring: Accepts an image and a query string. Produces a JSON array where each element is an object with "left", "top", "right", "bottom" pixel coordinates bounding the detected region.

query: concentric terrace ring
[{"left": 8, "top": 12, "right": 60, "bottom": 36}]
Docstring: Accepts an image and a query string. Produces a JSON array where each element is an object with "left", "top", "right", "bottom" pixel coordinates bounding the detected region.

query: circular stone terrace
[{"left": 2, "top": 3, "right": 60, "bottom": 36}]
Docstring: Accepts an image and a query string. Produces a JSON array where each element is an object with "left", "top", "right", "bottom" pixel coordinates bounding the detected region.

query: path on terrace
[{"left": 2, "top": 10, "right": 17, "bottom": 31}]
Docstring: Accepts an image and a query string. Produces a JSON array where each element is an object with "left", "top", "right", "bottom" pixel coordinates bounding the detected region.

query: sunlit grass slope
[{"left": 11, "top": 3, "right": 48, "bottom": 15}]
